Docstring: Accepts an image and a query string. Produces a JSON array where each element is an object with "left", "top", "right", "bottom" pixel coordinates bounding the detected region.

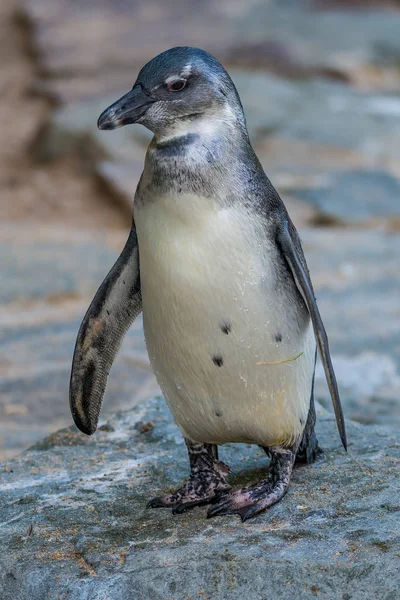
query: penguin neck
[
  {"left": 141, "top": 109, "right": 257, "bottom": 200},
  {"left": 154, "top": 102, "right": 247, "bottom": 145}
]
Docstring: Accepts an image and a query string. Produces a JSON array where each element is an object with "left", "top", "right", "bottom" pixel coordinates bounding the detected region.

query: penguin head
[{"left": 97, "top": 47, "right": 245, "bottom": 138}]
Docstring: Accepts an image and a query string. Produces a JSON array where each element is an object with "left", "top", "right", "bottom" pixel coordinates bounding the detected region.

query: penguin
[{"left": 70, "top": 47, "right": 346, "bottom": 522}]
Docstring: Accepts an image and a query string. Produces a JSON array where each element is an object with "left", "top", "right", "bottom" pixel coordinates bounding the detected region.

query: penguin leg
[
  {"left": 207, "top": 445, "right": 296, "bottom": 522},
  {"left": 147, "top": 440, "right": 231, "bottom": 514}
]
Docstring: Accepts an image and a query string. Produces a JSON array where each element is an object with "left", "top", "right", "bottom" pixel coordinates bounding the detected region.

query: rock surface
[
  {"left": 2, "top": 0, "right": 400, "bottom": 460},
  {"left": 294, "top": 170, "right": 400, "bottom": 224},
  {"left": 0, "top": 396, "right": 398, "bottom": 600},
  {"left": 22, "top": 0, "right": 400, "bottom": 103}
]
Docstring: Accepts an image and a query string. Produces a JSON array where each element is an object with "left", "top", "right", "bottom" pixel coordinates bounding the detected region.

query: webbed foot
[
  {"left": 147, "top": 441, "right": 230, "bottom": 514},
  {"left": 207, "top": 446, "right": 295, "bottom": 522}
]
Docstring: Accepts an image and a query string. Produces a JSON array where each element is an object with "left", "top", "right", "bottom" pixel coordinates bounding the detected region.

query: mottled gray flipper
[
  {"left": 277, "top": 219, "right": 347, "bottom": 450},
  {"left": 70, "top": 222, "right": 141, "bottom": 435}
]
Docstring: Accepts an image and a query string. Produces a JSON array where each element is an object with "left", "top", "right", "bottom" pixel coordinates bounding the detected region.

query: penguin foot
[
  {"left": 147, "top": 464, "right": 231, "bottom": 514},
  {"left": 207, "top": 446, "right": 296, "bottom": 522},
  {"left": 207, "top": 482, "right": 284, "bottom": 521},
  {"left": 147, "top": 440, "right": 231, "bottom": 514}
]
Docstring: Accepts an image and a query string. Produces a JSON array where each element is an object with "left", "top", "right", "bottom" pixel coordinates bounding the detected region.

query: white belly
[{"left": 134, "top": 194, "right": 316, "bottom": 447}]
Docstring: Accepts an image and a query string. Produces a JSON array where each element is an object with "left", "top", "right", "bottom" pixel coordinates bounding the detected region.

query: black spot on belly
[
  {"left": 215, "top": 410, "right": 223, "bottom": 417},
  {"left": 212, "top": 355, "right": 224, "bottom": 367},
  {"left": 299, "top": 418, "right": 304, "bottom": 426},
  {"left": 275, "top": 333, "right": 282, "bottom": 343},
  {"left": 220, "top": 322, "right": 231, "bottom": 335}
]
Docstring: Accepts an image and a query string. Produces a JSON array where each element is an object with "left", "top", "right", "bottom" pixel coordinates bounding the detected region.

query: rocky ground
[
  {"left": 1, "top": 0, "right": 399, "bottom": 460},
  {"left": 0, "top": 1, "right": 399, "bottom": 596},
  {"left": 0, "top": 398, "right": 398, "bottom": 599}
]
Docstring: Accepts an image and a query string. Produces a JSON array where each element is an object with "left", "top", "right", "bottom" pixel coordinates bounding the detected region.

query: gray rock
[
  {"left": 0, "top": 225, "right": 121, "bottom": 305},
  {"left": 35, "top": 95, "right": 150, "bottom": 164},
  {"left": 293, "top": 170, "right": 400, "bottom": 223},
  {"left": 304, "top": 228, "right": 400, "bottom": 429},
  {"left": 303, "top": 228, "right": 400, "bottom": 370},
  {"left": 0, "top": 396, "right": 398, "bottom": 600},
  {"left": 315, "top": 352, "right": 400, "bottom": 427},
  {"left": 275, "top": 80, "right": 400, "bottom": 158},
  {"left": 23, "top": 0, "right": 400, "bottom": 104}
]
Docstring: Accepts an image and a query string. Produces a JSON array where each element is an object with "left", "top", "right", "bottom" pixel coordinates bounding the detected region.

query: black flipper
[
  {"left": 277, "top": 219, "right": 347, "bottom": 450},
  {"left": 70, "top": 221, "right": 141, "bottom": 435}
]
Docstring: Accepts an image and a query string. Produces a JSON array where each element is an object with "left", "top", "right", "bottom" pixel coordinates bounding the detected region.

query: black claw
[
  {"left": 207, "top": 502, "right": 231, "bottom": 519},
  {"left": 207, "top": 508, "right": 223, "bottom": 519},
  {"left": 206, "top": 505, "right": 220, "bottom": 519},
  {"left": 146, "top": 497, "right": 169, "bottom": 509},
  {"left": 172, "top": 503, "right": 192, "bottom": 515},
  {"left": 207, "top": 506, "right": 244, "bottom": 520},
  {"left": 207, "top": 501, "right": 261, "bottom": 522},
  {"left": 172, "top": 497, "right": 213, "bottom": 515},
  {"left": 240, "top": 506, "right": 260, "bottom": 522}
]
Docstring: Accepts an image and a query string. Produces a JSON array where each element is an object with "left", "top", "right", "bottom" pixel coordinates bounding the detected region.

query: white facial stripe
[
  {"left": 164, "top": 64, "right": 192, "bottom": 85},
  {"left": 181, "top": 64, "right": 192, "bottom": 77},
  {"left": 165, "top": 74, "right": 181, "bottom": 84}
]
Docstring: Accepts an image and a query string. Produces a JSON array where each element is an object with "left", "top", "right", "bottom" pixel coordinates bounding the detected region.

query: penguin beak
[{"left": 97, "top": 84, "right": 156, "bottom": 130}]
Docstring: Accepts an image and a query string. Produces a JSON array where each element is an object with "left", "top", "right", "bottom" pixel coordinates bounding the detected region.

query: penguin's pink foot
[
  {"left": 207, "top": 446, "right": 295, "bottom": 522},
  {"left": 147, "top": 441, "right": 231, "bottom": 514}
]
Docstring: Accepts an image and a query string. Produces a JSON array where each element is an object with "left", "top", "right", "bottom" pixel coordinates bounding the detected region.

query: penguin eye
[{"left": 167, "top": 79, "right": 187, "bottom": 92}]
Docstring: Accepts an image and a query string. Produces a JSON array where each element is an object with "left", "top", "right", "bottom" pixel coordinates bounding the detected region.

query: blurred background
[{"left": 1, "top": 0, "right": 399, "bottom": 461}]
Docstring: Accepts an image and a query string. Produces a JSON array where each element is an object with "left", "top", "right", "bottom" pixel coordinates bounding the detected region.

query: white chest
[
  {"left": 135, "top": 193, "right": 275, "bottom": 343},
  {"left": 134, "top": 193, "right": 315, "bottom": 447}
]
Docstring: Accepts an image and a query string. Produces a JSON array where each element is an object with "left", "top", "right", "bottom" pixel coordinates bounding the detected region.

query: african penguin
[{"left": 70, "top": 47, "right": 346, "bottom": 522}]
